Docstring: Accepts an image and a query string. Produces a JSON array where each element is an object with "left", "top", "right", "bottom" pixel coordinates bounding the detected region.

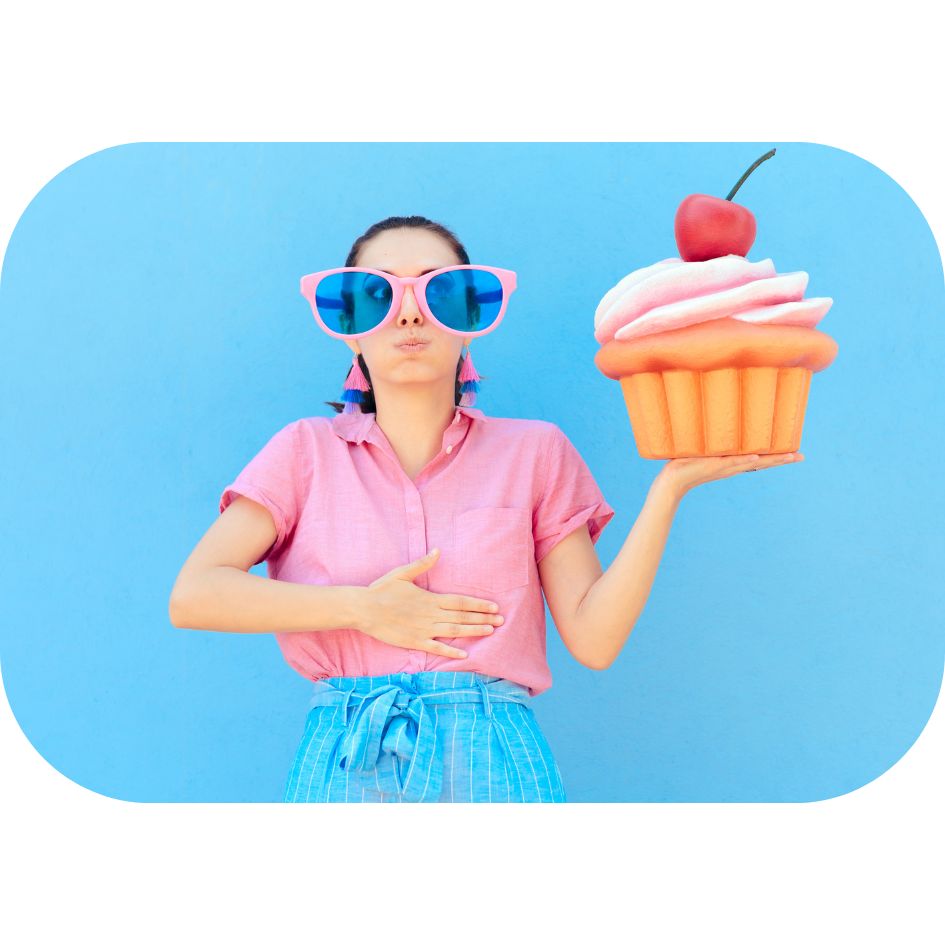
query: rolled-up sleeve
[
  {"left": 219, "top": 420, "right": 304, "bottom": 564},
  {"left": 533, "top": 425, "right": 615, "bottom": 564}
]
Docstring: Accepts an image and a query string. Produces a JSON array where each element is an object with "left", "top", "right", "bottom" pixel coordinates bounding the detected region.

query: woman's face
[{"left": 344, "top": 228, "right": 467, "bottom": 390}]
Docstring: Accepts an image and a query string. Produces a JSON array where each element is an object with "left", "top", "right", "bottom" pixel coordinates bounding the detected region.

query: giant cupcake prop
[{"left": 594, "top": 149, "right": 839, "bottom": 459}]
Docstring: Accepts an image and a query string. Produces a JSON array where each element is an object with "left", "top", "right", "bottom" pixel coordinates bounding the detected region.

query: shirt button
[{"left": 445, "top": 445, "right": 453, "bottom": 454}]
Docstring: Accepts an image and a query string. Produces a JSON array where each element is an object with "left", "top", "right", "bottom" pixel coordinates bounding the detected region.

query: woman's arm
[
  {"left": 169, "top": 566, "right": 364, "bottom": 634},
  {"left": 539, "top": 475, "right": 680, "bottom": 670},
  {"left": 572, "top": 476, "right": 680, "bottom": 669},
  {"left": 169, "top": 494, "right": 363, "bottom": 634}
]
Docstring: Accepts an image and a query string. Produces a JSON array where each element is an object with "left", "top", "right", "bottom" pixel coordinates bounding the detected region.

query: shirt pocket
[{"left": 448, "top": 506, "right": 532, "bottom": 593}]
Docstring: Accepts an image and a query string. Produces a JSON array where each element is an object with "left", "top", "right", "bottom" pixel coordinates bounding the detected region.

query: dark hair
[{"left": 324, "top": 215, "right": 487, "bottom": 414}]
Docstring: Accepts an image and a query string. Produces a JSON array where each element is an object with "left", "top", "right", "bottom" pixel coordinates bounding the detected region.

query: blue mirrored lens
[
  {"left": 426, "top": 268, "right": 503, "bottom": 332},
  {"left": 314, "top": 272, "right": 394, "bottom": 335}
]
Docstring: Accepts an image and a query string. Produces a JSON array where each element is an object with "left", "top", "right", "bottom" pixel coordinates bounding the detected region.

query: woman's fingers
[
  {"left": 741, "top": 451, "right": 804, "bottom": 471},
  {"left": 708, "top": 452, "right": 802, "bottom": 479},
  {"left": 758, "top": 451, "right": 803, "bottom": 464}
]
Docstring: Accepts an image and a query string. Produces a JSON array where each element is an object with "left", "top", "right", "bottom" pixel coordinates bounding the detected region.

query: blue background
[{"left": 1, "top": 142, "right": 943, "bottom": 803}]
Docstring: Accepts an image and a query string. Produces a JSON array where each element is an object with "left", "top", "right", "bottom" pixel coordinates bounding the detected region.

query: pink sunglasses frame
[{"left": 299, "top": 264, "right": 517, "bottom": 340}]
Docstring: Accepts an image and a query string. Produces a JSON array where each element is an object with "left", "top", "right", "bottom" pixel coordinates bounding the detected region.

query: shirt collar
[{"left": 329, "top": 404, "right": 486, "bottom": 445}]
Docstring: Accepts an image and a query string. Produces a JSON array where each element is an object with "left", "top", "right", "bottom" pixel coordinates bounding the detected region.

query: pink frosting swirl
[{"left": 594, "top": 254, "right": 833, "bottom": 345}]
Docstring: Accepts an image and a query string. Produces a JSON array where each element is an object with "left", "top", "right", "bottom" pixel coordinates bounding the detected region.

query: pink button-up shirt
[{"left": 218, "top": 405, "right": 615, "bottom": 696}]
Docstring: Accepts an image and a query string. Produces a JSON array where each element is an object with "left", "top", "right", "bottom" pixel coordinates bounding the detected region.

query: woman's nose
[{"left": 398, "top": 286, "right": 424, "bottom": 322}]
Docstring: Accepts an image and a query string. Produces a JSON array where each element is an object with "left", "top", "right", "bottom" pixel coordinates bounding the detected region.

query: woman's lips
[{"left": 397, "top": 342, "right": 428, "bottom": 352}]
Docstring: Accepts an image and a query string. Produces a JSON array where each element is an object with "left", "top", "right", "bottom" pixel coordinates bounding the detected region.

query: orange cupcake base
[
  {"left": 619, "top": 365, "right": 812, "bottom": 458},
  {"left": 594, "top": 318, "right": 838, "bottom": 460}
]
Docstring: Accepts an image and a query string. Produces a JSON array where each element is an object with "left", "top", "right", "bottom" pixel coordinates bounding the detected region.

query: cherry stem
[{"left": 725, "top": 148, "right": 776, "bottom": 201}]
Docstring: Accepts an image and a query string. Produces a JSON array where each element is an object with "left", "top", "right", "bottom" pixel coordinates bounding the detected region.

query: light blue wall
[{"left": 1, "top": 142, "right": 942, "bottom": 802}]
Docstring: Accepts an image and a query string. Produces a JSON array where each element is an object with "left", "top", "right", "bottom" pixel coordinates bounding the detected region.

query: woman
[{"left": 168, "top": 214, "right": 802, "bottom": 803}]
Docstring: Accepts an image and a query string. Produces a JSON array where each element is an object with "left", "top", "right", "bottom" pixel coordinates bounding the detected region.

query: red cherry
[
  {"left": 674, "top": 148, "right": 775, "bottom": 262},
  {"left": 675, "top": 194, "right": 756, "bottom": 261}
]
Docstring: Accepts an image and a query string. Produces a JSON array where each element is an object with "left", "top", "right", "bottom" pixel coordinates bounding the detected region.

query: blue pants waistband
[{"left": 307, "top": 671, "right": 531, "bottom": 717}]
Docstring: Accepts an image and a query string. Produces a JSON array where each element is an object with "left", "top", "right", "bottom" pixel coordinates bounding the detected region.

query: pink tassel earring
[
  {"left": 341, "top": 353, "right": 371, "bottom": 413},
  {"left": 458, "top": 342, "right": 481, "bottom": 407}
]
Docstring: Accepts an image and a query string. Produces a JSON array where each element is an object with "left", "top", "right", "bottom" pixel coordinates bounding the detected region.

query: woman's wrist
[
  {"left": 651, "top": 468, "right": 686, "bottom": 507},
  {"left": 340, "top": 585, "right": 370, "bottom": 632}
]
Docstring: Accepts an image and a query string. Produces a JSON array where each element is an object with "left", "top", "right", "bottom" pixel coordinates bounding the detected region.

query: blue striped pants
[{"left": 282, "top": 671, "right": 567, "bottom": 802}]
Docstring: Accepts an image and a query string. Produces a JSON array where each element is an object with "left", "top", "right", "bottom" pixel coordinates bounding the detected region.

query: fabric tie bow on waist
[{"left": 307, "top": 673, "right": 531, "bottom": 803}]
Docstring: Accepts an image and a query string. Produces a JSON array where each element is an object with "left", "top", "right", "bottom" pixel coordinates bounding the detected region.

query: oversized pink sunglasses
[{"left": 299, "top": 265, "right": 517, "bottom": 340}]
